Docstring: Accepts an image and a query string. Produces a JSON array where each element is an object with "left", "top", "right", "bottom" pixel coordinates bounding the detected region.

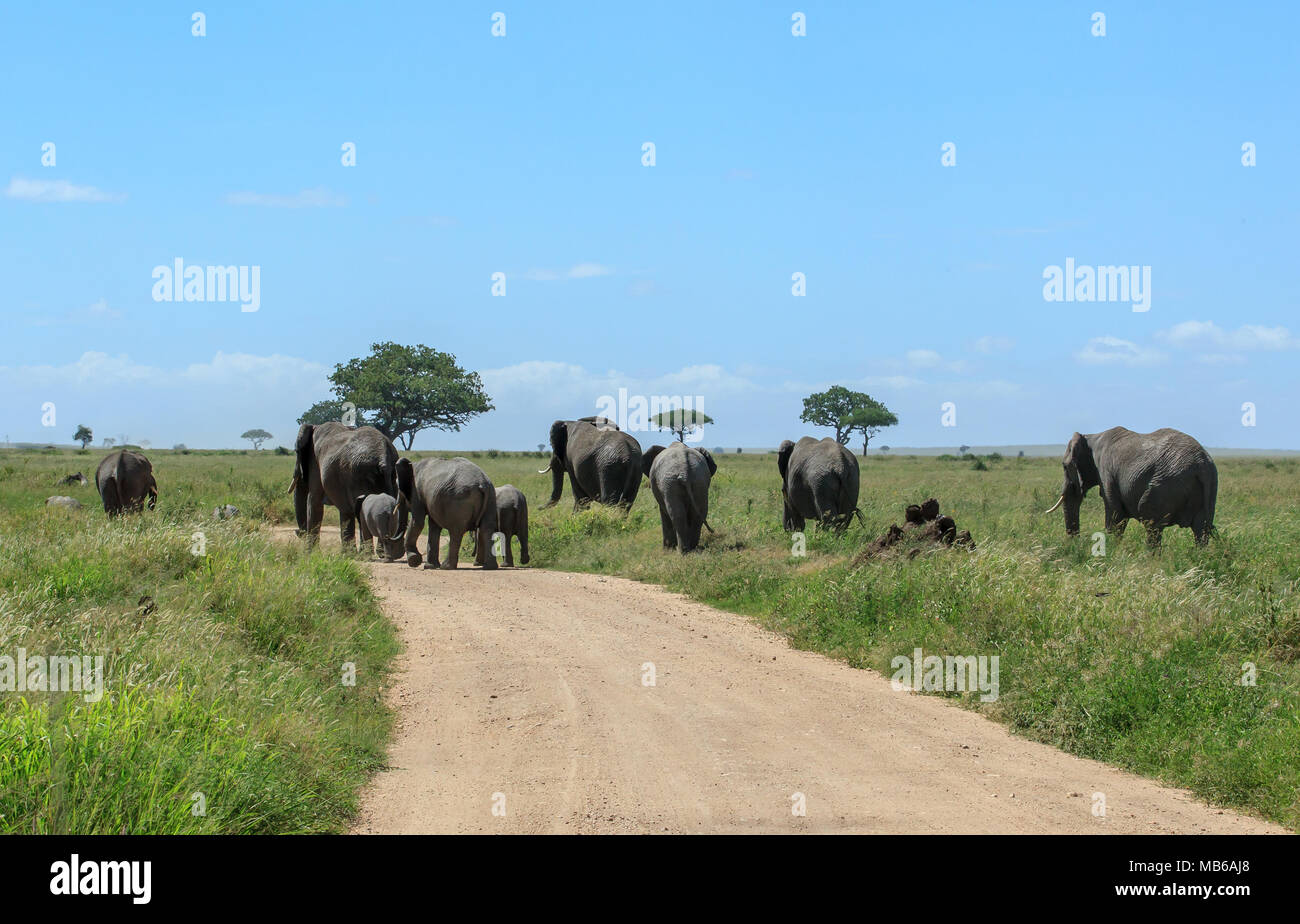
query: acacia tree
[
  {"left": 649, "top": 408, "right": 715, "bottom": 443},
  {"left": 801, "top": 386, "right": 897, "bottom": 451},
  {"left": 73, "top": 425, "right": 93, "bottom": 449},
  {"left": 839, "top": 402, "right": 899, "bottom": 455},
  {"left": 242, "top": 428, "right": 272, "bottom": 450},
  {"left": 326, "top": 342, "right": 493, "bottom": 450}
]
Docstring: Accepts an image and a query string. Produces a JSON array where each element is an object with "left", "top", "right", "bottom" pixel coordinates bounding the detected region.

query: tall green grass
[{"left": 0, "top": 449, "right": 397, "bottom": 833}]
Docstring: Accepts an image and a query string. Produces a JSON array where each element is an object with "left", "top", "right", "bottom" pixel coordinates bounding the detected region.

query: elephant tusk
[
  {"left": 537, "top": 468, "right": 551, "bottom": 474},
  {"left": 1043, "top": 495, "right": 1064, "bottom": 514}
]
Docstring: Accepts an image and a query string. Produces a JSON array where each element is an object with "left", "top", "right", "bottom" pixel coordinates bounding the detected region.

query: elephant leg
[
  {"left": 476, "top": 517, "right": 498, "bottom": 570},
  {"left": 657, "top": 498, "right": 676, "bottom": 549},
  {"left": 405, "top": 506, "right": 427, "bottom": 567},
  {"left": 1192, "top": 512, "right": 1211, "bottom": 545},
  {"left": 442, "top": 528, "right": 464, "bottom": 569},
  {"left": 503, "top": 532, "right": 515, "bottom": 567},
  {"left": 669, "top": 496, "right": 691, "bottom": 553},
  {"left": 518, "top": 516, "right": 530, "bottom": 565},
  {"left": 1144, "top": 523, "right": 1163, "bottom": 549},
  {"left": 339, "top": 509, "right": 356, "bottom": 546},
  {"left": 424, "top": 524, "right": 444, "bottom": 569}
]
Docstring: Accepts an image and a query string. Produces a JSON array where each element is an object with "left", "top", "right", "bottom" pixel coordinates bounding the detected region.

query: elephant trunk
[
  {"left": 541, "top": 454, "right": 563, "bottom": 508},
  {"left": 1062, "top": 483, "right": 1083, "bottom": 535},
  {"left": 389, "top": 491, "right": 409, "bottom": 542}
]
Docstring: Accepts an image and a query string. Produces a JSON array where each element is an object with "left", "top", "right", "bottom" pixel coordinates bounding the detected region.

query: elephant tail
[
  {"left": 619, "top": 457, "right": 640, "bottom": 507},
  {"left": 680, "top": 475, "right": 714, "bottom": 533},
  {"left": 1202, "top": 468, "right": 1218, "bottom": 532}
]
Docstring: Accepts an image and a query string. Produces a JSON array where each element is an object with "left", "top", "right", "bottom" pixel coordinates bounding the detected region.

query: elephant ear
[
  {"left": 777, "top": 440, "right": 796, "bottom": 482},
  {"left": 642, "top": 445, "right": 666, "bottom": 477},
  {"left": 698, "top": 448, "right": 717, "bottom": 476},
  {"left": 396, "top": 458, "right": 414, "bottom": 501},
  {"left": 1064, "top": 432, "right": 1089, "bottom": 492},
  {"left": 549, "top": 421, "right": 569, "bottom": 463}
]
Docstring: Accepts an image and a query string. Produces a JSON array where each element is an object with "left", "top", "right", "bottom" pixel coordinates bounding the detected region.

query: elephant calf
[
  {"left": 643, "top": 443, "right": 716, "bottom": 553},
  {"left": 398, "top": 457, "right": 498, "bottom": 570},
  {"left": 354, "top": 494, "right": 406, "bottom": 561},
  {"left": 493, "top": 485, "right": 530, "bottom": 567}
]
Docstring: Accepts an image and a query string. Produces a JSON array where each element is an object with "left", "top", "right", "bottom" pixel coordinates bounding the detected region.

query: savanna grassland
[
  {"left": 0, "top": 448, "right": 397, "bottom": 833},
  {"left": 3, "top": 445, "right": 1298, "bottom": 831}
]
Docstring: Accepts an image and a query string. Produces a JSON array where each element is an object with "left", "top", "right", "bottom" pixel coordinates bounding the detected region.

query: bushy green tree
[{"left": 325, "top": 342, "right": 493, "bottom": 450}]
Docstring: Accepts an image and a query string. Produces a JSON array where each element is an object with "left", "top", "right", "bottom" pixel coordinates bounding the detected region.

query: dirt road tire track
[{"left": 285, "top": 530, "right": 1281, "bottom": 834}]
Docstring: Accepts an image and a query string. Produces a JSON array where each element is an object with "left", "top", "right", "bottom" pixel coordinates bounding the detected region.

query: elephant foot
[
  {"left": 406, "top": 552, "right": 422, "bottom": 568},
  {"left": 438, "top": 561, "right": 458, "bottom": 571},
  {"left": 481, "top": 559, "right": 498, "bottom": 571}
]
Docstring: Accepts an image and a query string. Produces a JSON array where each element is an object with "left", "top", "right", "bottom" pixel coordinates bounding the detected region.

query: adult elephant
[
  {"left": 398, "top": 457, "right": 498, "bottom": 570},
  {"left": 777, "top": 437, "right": 862, "bottom": 532},
  {"left": 289, "top": 422, "right": 408, "bottom": 545},
  {"left": 1044, "top": 427, "right": 1217, "bottom": 546},
  {"left": 540, "top": 416, "right": 642, "bottom": 510},
  {"left": 96, "top": 449, "right": 158, "bottom": 515},
  {"left": 642, "top": 443, "right": 716, "bottom": 553}
]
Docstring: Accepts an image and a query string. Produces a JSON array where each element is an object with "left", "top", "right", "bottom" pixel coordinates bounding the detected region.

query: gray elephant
[
  {"left": 398, "top": 457, "right": 498, "bottom": 570},
  {"left": 96, "top": 449, "right": 158, "bottom": 516},
  {"left": 540, "top": 417, "right": 642, "bottom": 510},
  {"left": 492, "top": 484, "right": 530, "bottom": 566},
  {"left": 289, "top": 422, "right": 408, "bottom": 546},
  {"left": 353, "top": 494, "right": 405, "bottom": 561},
  {"left": 777, "top": 437, "right": 862, "bottom": 531},
  {"left": 1044, "top": 427, "right": 1217, "bottom": 546},
  {"left": 642, "top": 443, "right": 716, "bottom": 553}
]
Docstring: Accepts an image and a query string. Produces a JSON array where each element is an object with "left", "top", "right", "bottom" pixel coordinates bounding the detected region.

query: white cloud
[
  {"left": 5, "top": 176, "right": 125, "bottom": 203},
  {"left": 1075, "top": 336, "right": 1166, "bottom": 367},
  {"left": 0, "top": 351, "right": 328, "bottom": 390},
  {"left": 224, "top": 187, "right": 348, "bottom": 208},
  {"left": 1156, "top": 320, "right": 1299, "bottom": 352},
  {"left": 972, "top": 335, "right": 1015, "bottom": 354},
  {"left": 567, "top": 262, "right": 613, "bottom": 279},
  {"left": 521, "top": 263, "right": 614, "bottom": 282},
  {"left": 906, "top": 349, "right": 943, "bottom": 368}
]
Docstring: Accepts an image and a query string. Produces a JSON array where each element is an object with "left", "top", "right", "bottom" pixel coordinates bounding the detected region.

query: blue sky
[{"left": 2, "top": 1, "right": 1297, "bottom": 451}]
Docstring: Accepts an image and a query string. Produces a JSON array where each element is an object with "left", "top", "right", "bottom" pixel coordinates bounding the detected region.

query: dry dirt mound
[{"left": 857, "top": 497, "right": 975, "bottom": 562}]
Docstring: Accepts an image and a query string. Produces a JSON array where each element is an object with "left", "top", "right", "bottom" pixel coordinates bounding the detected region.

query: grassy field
[
  {"left": 3, "top": 445, "right": 1298, "bottom": 831},
  {"left": 0, "top": 448, "right": 397, "bottom": 833}
]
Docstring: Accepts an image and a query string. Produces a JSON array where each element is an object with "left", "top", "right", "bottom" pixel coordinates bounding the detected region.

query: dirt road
[{"left": 331, "top": 541, "right": 1281, "bottom": 834}]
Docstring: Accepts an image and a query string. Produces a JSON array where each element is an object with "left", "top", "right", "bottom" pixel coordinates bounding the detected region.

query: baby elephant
[
  {"left": 493, "top": 485, "right": 530, "bottom": 567},
  {"left": 642, "top": 443, "right": 717, "bottom": 553},
  {"left": 353, "top": 493, "right": 406, "bottom": 561}
]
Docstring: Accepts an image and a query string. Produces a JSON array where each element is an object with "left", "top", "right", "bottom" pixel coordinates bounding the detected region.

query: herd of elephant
[{"left": 88, "top": 416, "right": 1220, "bottom": 563}]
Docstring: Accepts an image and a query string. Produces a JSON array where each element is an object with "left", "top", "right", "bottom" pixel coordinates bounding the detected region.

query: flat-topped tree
[
  {"left": 74, "top": 425, "right": 93, "bottom": 449},
  {"left": 242, "top": 429, "right": 272, "bottom": 450},
  {"left": 328, "top": 342, "right": 493, "bottom": 450},
  {"left": 650, "top": 408, "right": 714, "bottom": 444},
  {"left": 839, "top": 402, "right": 899, "bottom": 455}
]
